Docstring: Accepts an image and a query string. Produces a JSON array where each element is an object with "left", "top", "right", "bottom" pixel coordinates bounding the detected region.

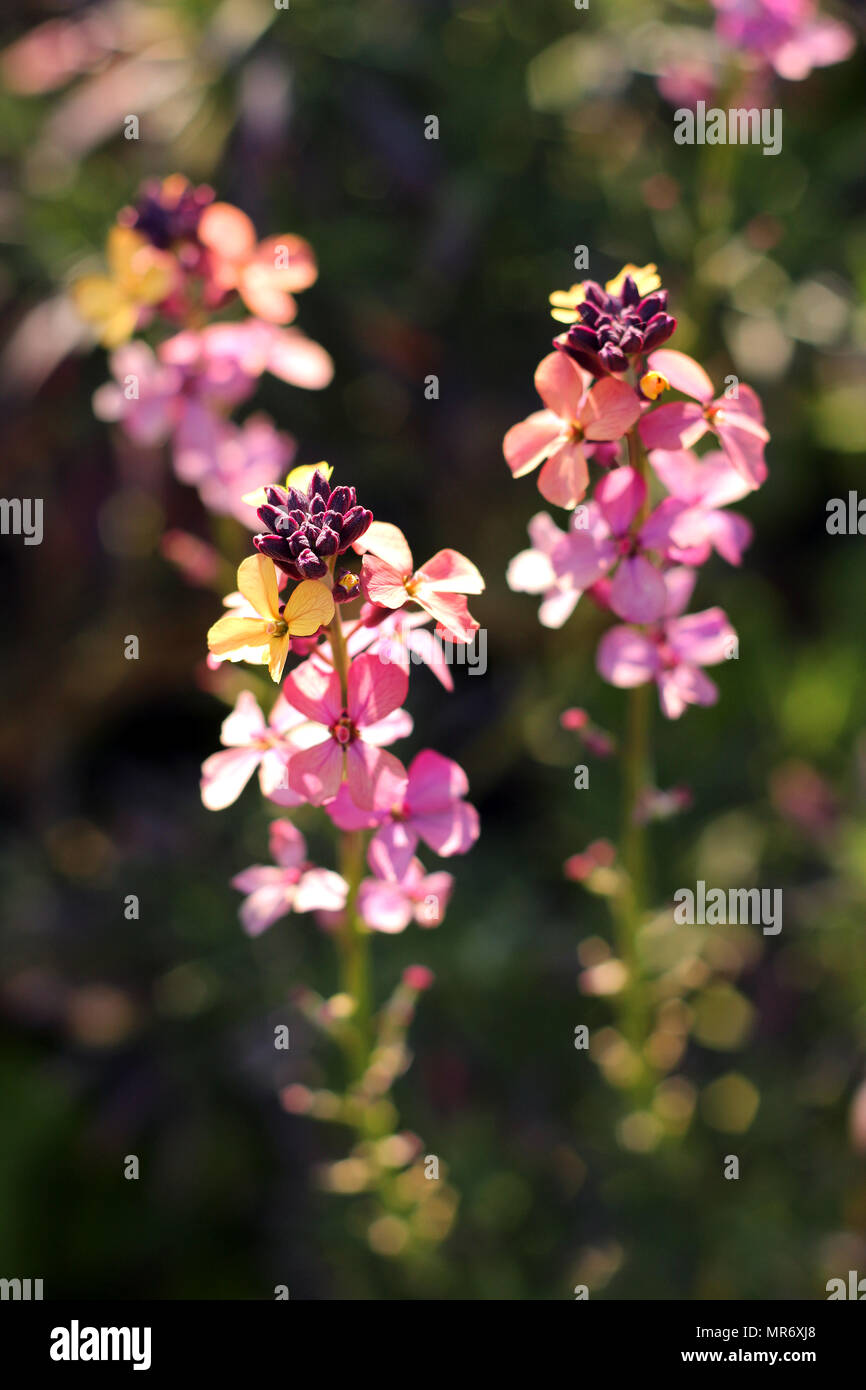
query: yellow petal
[
  {"left": 72, "top": 274, "right": 123, "bottom": 323},
  {"left": 605, "top": 262, "right": 661, "bottom": 298},
  {"left": 284, "top": 579, "right": 335, "bottom": 636},
  {"left": 236, "top": 553, "right": 280, "bottom": 619},
  {"left": 207, "top": 613, "right": 268, "bottom": 656},
  {"left": 99, "top": 303, "right": 139, "bottom": 348},
  {"left": 268, "top": 634, "right": 291, "bottom": 683},
  {"left": 134, "top": 260, "right": 172, "bottom": 305},
  {"left": 241, "top": 484, "right": 275, "bottom": 509},
  {"left": 106, "top": 225, "right": 145, "bottom": 278},
  {"left": 549, "top": 284, "right": 585, "bottom": 323},
  {"left": 286, "top": 461, "right": 332, "bottom": 493}
]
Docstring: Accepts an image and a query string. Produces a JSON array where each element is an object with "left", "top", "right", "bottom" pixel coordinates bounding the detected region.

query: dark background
[{"left": 1, "top": 0, "right": 866, "bottom": 1299}]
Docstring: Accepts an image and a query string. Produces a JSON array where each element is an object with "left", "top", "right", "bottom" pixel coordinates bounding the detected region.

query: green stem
[{"left": 328, "top": 602, "right": 373, "bottom": 1080}]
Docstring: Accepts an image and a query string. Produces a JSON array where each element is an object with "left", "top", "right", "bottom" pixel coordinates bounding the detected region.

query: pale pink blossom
[
  {"left": 639, "top": 350, "right": 768, "bottom": 489},
  {"left": 356, "top": 522, "right": 484, "bottom": 645},
  {"left": 357, "top": 858, "right": 454, "bottom": 934},
  {"left": 201, "top": 689, "right": 312, "bottom": 810},
  {"left": 503, "top": 351, "right": 641, "bottom": 508},
  {"left": 640, "top": 448, "right": 753, "bottom": 566},
  {"left": 232, "top": 820, "right": 348, "bottom": 936},
  {"left": 506, "top": 512, "right": 585, "bottom": 629},
  {"left": 554, "top": 466, "right": 669, "bottom": 623},
  {"left": 364, "top": 750, "right": 480, "bottom": 880},
  {"left": 282, "top": 652, "right": 411, "bottom": 808},
  {"left": 712, "top": 0, "right": 855, "bottom": 81},
  {"left": 597, "top": 567, "right": 737, "bottom": 718}
]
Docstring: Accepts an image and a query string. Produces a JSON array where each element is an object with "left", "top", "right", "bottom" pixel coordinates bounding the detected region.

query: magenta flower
[
  {"left": 231, "top": 820, "right": 348, "bottom": 937},
  {"left": 503, "top": 352, "right": 641, "bottom": 509},
  {"left": 363, "top": 750, "right": 480, "bottom": 880},
  {"left": 597, "top": 567, "right": 737, "bottom": 719},
  {"left": 555, "top": 466, "right": 669, "bottom": 623},
  {"left": 711, "top": 0, "right": 855, "bottom": 81},
  {"left": 640, "top": 448, "right": 753, "bottom": 566},
  {"left": 357, "top": 858, "right": 454, "bottom": 934},
  {"left": 638, "top": 350, "right": 769, "bottom": 490},
  {"left": 283, "top": 652, "right": 411, "bottom": 808},
  {"left": 200, "top": 689, "right": 311, "bottom": 811},
  {"left": 356, "top": 523, "right": 484, "bottom": 645}
]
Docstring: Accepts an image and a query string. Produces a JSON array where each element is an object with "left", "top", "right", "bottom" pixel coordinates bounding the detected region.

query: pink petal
[
  {"left": 405, "top": 627, "right": 454, "bottom": 691},
  {"left": 368, "top": 820, "right": 419, "bottom": 882},
  {"left": 353, "top": 521, "right": 413, "bottom": 574},
  {"left": 361, "top": 555, "right": 409, "bottom": 609},
  {"left": 347, "top": 652, "right": 409, "bottom": 728},
  {"left": 413, "top": 870, "right": 454, "bottom": 926},
  {"left": 657, "top": 664, "right": 717, "bottom": 720},
  {"left": 639, "top": 401, "right": 707, "bottom": 452},
  {"left": 293, "top": 868, "right": 348, "bottom": 914},
  {"left": 667, "top": 607, "right": 736, "bottom": 666},
  {"left": 326, "top": 782, "right": 386, "bottom": 831},
  {"left": 283, "top": 659, "right": 343, "bottom": 726},
  {"left": 647, "top": 349, "right": 714, "bottom": 403},
  {"left": 266, "top": 328, "right": 334, "bottom": 390},
  {"left": 415, "top": 549, "right": 484, "bottom": 595},
  {"left": 554, "top": 529, "right": 616, "bottom": 591},
  {"left": 259, "top": 749, "right": 305, "bottom": 806},
  {"left": 537, "top": 441, "right": 590, "bottom": 509},
  {"left": 220, "top": 689, "right": 267, "bottom": 746},
  {"left": 357, "top": 878, "right": 413, "bottom": 933},
  {"left": 595, "top": 465, "right": 645, "bottom": 537},
  {"left": 597, "top": 626, "right": 659, "bottom": 687},
  {"left": 268, "top": 818, "right": 306, "bottom": 869},
  {"left": 503, "top": 410, "right": 564, "bottom": 478},
  {"left": 713, "top": 412, "right": 768, "bottom": 489},
  {"left": 415, "top": 801, "right": 480, "bottom": 859},
  {"left": 538, "top": 584, "right": 581, "bottom": 629},
  {"left": 363, "top": 707, "right": 413, "bottom": 747},
  {"left": 580, "top": 377, "right": 642, "bottom": 441},
  {"left": 346, "top": 742, "right": 408, "bottom": 811},
  {"left": 416, "top": 589, "right": 479, "bottom": 644},
  {"left": 288, "top": 739, "right": 343, "bottom": 805},
  {"left": 533, "top": 350, "right": 588, "bottom": 420},
  {"left": 201, "top": 747, "right": 262, "bottom": 810},
  {"left": 662, "top": 566, "right": 698, "bottom": 618},
  {"left": 407, "top": 750, "right": 468, "bottom": 810},
  {"left": 528, "top": 511, "right": 568, "bottom": 557},
  {"left": 506, "top": 547, "right": 556, "bottom": 595},
  {"left": 609, "top": 555, "right": 668, "bottom": 623},
  {"left": 694, "top": 509, "right": 752, "bottom": 566}
]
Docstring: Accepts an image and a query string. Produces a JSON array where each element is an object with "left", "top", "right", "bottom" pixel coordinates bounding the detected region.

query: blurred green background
[{"left": 1, "top": 0, "right": 866, "bottom": 1299}]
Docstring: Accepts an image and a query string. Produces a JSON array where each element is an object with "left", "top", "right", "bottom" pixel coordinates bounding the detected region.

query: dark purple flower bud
[
  {"left": 257, "top": 504, "right": 282, "bottom": 532},
  {"left": 641, "top": 314, "right": 677, "bottom": 352},
  {"left": 310, "top": 471, "right": 331, "bottom": 504},
  {"left": 254, "top": 533, "right": 296, "bottom": 566},
  {"left": 265, "top": 484, "right": 289, "bottom": 507},
  {"left": 620, "top": 275, "right": 641, "bottom": 308},
  {"left": 339, "top": 507, "right": 373, "bottom": 551},
  {"left": 316, "top": 526, "right": 340, "bottom": 556},
  {"left": 328, "top": 486, "right": 353, "bottom": 515},
  {"left": 296, "top": 549, "right": 328, "bottom": 580}
]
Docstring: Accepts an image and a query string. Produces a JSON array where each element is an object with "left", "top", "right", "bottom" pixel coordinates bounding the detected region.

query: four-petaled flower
[
  {"left": 357, "top": 522, "right": 485, "bottom": 644},
  {"left": 207, "top": 554, "right": 334, "bottom": 682},
  {"left": 358, "top": 858, "right": 454, "bottom": 934},
  {"left": 232, "top": 820, "right": 348, "bottom": 936},
  {"left": 504, "top": 352, "right": 641, "bottom": 508}
]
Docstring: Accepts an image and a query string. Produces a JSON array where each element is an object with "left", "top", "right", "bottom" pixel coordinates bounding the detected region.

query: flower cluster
[
  {"left": 506, "top": 262, "right": 769, "bottom": 719},
  {"left": 203, "top": 463, "right": 482, "bottom": 937},
  {"left": 74, "top": 175, "right": 333, "bottom": 522}
]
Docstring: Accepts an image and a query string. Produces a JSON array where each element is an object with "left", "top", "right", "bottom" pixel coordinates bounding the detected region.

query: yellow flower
[
  {"left": 207, "top": 555, "right": 335, "bottom": 683},
  {"left": 72, "top": 226, "right": 173, "bottom": 348},
  {"left": 549, "top": 263, "right": 662, "bottom": 324}
]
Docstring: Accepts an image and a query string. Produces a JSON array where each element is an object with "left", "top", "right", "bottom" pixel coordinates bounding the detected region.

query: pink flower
[
  {"left": 506, "top": 512, "right": 584, "bottom": 629},
  {"left": 640, "top": 448, "right": 753, "bottom": 566},
  {"left": 357, "top": 858, "right": 454, "bottom": 934},
  {"left": 282, "top": 652, "right": 411, "bottom": 808},
  {"left": 161, "top": 319, "right": 333, "bottom": 397},
  {"left": 597, "top": 567, "right": 737, "bottom": 719},
  {"left": 182, "top": 414, "right": 296, "bottom": 525},
  {"left": 364, "top": 750, "right": 480, "bottom": 880},
  {"left": 347, "top": 606, "right": 456, "bottom": 691},
  {"left": 201, "top": 689, "right": 310, "bottom": 810},
  {"left": 197, "top": 202, "right": 319, "bottom": 323},
  {"left": 231, "top": 820, "right": 347, "bottom": 936},
  {"left": 638, "top": 350, "right": 769, "bottom": 489},
  {"left": 712, "top": 0, "right": 855, "bottom": 81},
  {"left": 356, "top": 522, "right": 484, "bottom": 645},
  {"left": 554, "top": 466, "right": 669, "bottom": 623},
  {"left": 92, "top": 342, "right": 183, "bottom": 444},
  {"left": 503, "top": 351, "right": 641, "bottom": 508}
]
